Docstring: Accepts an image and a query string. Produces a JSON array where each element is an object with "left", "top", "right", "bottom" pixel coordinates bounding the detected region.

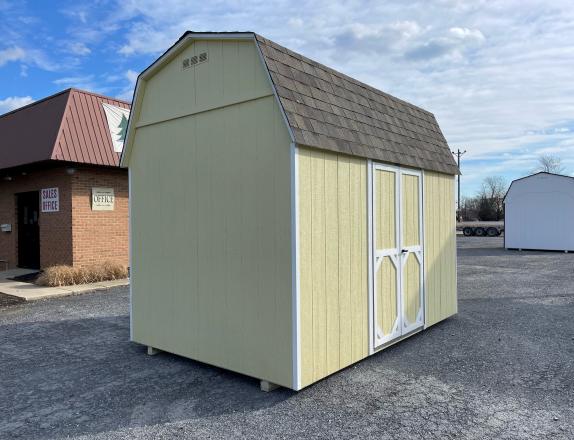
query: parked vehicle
[{"left": 458, "top": 222, "right": 504, "bottom": 237}]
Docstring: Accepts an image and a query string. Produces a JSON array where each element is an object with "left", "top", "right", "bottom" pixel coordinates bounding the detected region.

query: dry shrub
[{"left": 36, "top": 261, "right": 128, "bottom": 287}]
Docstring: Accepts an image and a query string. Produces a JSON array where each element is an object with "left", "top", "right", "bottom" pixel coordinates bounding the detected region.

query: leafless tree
[
  {"left": 533, "top": 154, "right": 565, "bottom": 174},
  {"left": 460, "top": 195, "right": 480, "bottom": 221},
  {"left": 478, "top": 176, "right": 507, "bottom": 221}
]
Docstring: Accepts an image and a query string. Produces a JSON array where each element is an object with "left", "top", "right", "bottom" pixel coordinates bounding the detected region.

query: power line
[{"left": 452, "top": 148, "right": 467, "bottom": 219}]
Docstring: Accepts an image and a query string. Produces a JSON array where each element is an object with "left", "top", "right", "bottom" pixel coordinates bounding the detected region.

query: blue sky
[{"left": 1, "top": 0, "right": 574, "bottom": 198}]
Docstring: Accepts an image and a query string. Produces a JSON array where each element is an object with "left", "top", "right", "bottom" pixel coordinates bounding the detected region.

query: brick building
[{"left": 0, "top": 88, "right": 130, "bottom": 270}]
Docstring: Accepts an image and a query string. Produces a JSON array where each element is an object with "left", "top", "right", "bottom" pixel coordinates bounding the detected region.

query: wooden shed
[
  {"left": 121, "top": 32, "right": 459, "bottom": 391},
  {"left": 505, "top": 172, "right": 574, "bottom": 251}
]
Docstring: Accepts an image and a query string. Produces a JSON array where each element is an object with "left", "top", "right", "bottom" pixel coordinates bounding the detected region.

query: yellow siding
[
  {"left": 424, "top": 171, "right": 457, "bottom": 326},
  {"left": 129, "top": 41, "right": 294, "bottom": 388},
  {"left": 297, "top": 147, "right": 368, "bottom": 388}
]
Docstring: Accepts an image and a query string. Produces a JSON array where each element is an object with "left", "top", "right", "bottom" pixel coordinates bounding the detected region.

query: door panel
[
  {"left": 400, "top": 170, "right": 424, "bottom": 333},
  {"left": 375, "top": 170, "right": 396, "bottom": 250},
  {"left": 401, "top": 173, "right": 420, "bottom": 248},
  {"left": 375, "top": 256, "right": 399, "bottom": 339},
  {"left": 372, "top": 165, "right": 424, "bottom": 350},
  {"left": 402, "top": 253, "right": 422, "bottom": 326}
]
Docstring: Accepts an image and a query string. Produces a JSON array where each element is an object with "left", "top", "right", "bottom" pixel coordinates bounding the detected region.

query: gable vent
[
  {"left": 182, "top": 55, "right": 197, "bottom": 69},
  {"left": 182, "top": 52, "right": 208, "bottom": 70}
]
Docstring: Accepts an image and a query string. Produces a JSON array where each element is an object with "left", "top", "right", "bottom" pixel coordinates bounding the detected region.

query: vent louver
[{"left": 182, "top": 52, "right": 208, "bottom": 70}]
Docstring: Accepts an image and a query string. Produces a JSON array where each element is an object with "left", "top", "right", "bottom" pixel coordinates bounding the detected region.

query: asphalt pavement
[{"left": 0, "top": 236, "right": 572, "bottom": 439}]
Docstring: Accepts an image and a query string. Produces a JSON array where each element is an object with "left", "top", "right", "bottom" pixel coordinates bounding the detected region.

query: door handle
[{"left": 401, "top": 249, "right": 408, "bottom": 253}]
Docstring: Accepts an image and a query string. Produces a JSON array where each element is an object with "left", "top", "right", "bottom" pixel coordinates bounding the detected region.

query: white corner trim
[
  {"left": 291, "top": 143, "right": 301, "bottom": 390},
  {"left": 128, "top": 168, "right": 133, "bottom": 340},
  {"left": 367, "top": 160, "right": 374, "bottom": 355}
]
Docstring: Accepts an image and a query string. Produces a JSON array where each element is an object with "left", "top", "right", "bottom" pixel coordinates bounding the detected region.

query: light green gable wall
[
  {"left": 138, "top": 40, "right": 272, "bottom": 127},
  {"left": 129, "top": 40, "right": 294, "bottom": 388}
]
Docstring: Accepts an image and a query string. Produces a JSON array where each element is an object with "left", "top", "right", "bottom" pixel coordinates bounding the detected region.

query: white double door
[{"left": 372, "top": 163, "right": 424, "bottom": 349}]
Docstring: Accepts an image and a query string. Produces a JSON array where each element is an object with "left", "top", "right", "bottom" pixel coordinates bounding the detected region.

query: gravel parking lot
[{"left": 1, "top": 236, "right": 573, "bottom": 439}]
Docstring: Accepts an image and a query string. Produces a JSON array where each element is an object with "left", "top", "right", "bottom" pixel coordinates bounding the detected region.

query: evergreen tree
[{"left": 117, "top": 113, "right": 128, "bottom": 142}]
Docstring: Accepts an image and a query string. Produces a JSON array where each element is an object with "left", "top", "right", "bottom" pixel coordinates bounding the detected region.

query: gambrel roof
[
  {"left": 255, "top": 34, "right": 458, "bottom": 175},
  {"left": 123, "top": 32, "right": 458, "bottom": 175},
  {"left": 0, "top": 88, "right": 130, "bottom": 171},
  {"left": 504, "top": 171, "right": 574, "bottom": 201}
]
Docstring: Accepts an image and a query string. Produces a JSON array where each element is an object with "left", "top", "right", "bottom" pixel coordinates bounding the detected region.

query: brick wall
[
  {"left": 0, "top": 166, "right": 73, "bottom": 269},
  {"left": 71, "top": 167, "right": 129, "bottom": 268},
  {"left": 0, "top": 165, "right": 129, "bottom": 270}
]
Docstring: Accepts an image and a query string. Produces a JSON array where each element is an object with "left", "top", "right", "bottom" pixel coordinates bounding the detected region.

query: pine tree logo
[
  {"left": 102, "top": 103, "right": 131, "bottom": 153},
  {"left": 117, "top": 113, "right": 128, "bottom": 142}
]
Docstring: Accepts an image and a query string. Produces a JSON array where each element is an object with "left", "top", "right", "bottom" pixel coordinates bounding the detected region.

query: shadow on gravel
[
  {"left": 457, "top": 247, "right": 556, "bottom": 257},
  {"left": 0, "top": 315, "right": 293, "bottom": 439},
  {"left": 0, "top": 293, "right": 25, "bottom": 307}
]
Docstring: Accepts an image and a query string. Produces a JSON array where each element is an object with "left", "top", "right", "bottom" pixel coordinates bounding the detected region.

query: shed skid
[
  {"left": 260, "top": 381, "right": 280, "bottom": 392},
  {"left": 123, "top": 32, "right": 458, "bottom": 391},
  {"left": 147, "top": 346, "right": 161, "bottom": 356}
]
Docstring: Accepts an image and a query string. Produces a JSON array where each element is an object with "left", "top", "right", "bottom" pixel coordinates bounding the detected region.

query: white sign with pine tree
[{"left": 102, "top": 103, "right": 130, "bottom": 153}]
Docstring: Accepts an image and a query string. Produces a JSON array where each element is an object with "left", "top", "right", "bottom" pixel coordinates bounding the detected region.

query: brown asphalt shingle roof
[{"left": 254, "top": 34, "right": 459, "bottom": 175}]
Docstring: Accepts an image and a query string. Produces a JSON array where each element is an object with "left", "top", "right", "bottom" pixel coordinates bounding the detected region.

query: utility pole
[{"left": 452, "top": 148, "right": 466, "bottom": 220}]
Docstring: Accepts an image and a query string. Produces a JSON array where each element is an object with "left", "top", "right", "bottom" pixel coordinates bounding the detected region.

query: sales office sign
[
  {"left": 92, "top": 187, "right": 115, "bottom": 211},
  {"left": 41, "top": 187, "right": 59, "bottom": 212}
]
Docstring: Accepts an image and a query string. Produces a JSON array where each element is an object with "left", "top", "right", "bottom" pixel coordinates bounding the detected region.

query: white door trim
[
  {"left": 371, "top": 163, "right": 402, "bottom": 348},
  {"left": 398, "top": 168, "right": 424, "bottom": 335},
  {"left": 370, "top": 163, "right": 425, "bottom": 352}
]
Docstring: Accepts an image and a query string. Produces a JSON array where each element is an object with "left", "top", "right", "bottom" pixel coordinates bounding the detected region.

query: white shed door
[{"left": 372, "top": 164, "right": 424, "bottom": 349}]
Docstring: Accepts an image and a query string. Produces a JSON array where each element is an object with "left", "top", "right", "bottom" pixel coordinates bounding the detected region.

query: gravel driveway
[{"left": 1, "top": 236, "right": 572, "bottom": 439}]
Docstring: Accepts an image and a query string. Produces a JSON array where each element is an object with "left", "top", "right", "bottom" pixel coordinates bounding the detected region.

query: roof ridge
[
  {"left": 69, "top": 88, "right": 131, "bottom": 105},
  {"left": 50, "top": 87, "right": 75, "bottom": 161},
  {"left": 0, "top": 88, "right": 71, "bottom": 120},
  {"left": 0, "top": 88, "right": 130, "bottom": 121}
]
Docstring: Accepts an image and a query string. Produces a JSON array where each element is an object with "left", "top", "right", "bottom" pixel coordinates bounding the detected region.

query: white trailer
[{"left": 504, "top": 172, "right": 574, "bottom": 252}]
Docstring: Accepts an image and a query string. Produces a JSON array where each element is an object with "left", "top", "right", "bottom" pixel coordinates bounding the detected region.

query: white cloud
[
  {"left": 53, "top": 75, "right": 94, "bottom": 85},
  {"left": 19, "top": 0, "right": 573, "bottom": 195},
  {"left": 0, "top": 46, "right": 25, "bottom": 66},
  {"left": 0, "top": 95, "right": 34, "bottom": 114},
  {"left": 67, "top": 42, "right": 91, "bottom": 56},
  {"left": 0, "top": 45, "right": 61, "bottom": 71},
  {"left": 288, "top": 18, "right": 304, "bottom": 29},
  {"left": 125, "top": 69, "right": 138, "bottom": 86},
  {"left": 114, "top": 69, "right": 139, "bottom": 101},
  {"left": 52, "top": 75, "right": 105, "bottom": 92},
  {"left": 449, "top": 27, "right": 485, "bottom": 43}
]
